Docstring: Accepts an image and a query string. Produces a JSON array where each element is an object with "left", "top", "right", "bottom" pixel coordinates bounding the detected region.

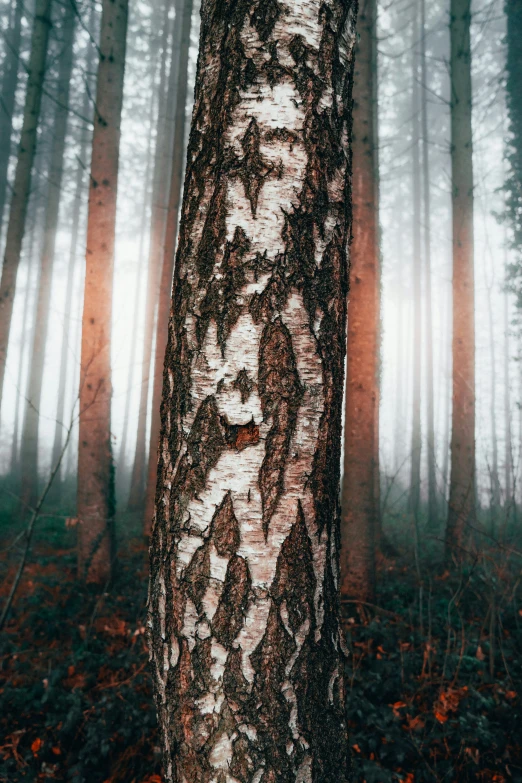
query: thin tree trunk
[
  {"left": 20, "top": 4, "right": 76, "bottom": 509},
  {"left": 51, "top": 3, "right": 96, "bottom": 499},
  {"left": 118, "top": 86, "right": 156, "bottom": 489},
  {"left": 147, "top": 0, "right": 356, "bottom": 778},
  {"left": 11, "top": 209, "right": 39, "bottom": 474},
  {"left": 410, "top": 4, "right": 422, "bottom": 522},
  {"left": 143, "top": 0, "right": 194, "bottom": 535},
  {"left": 77, "top": 0, "right": 128, "bottom": 584},
  {"left": 340, "top": 0, "right": 379, "bottom": 604},
  {"left": 394, "top": 221, "right": 404, "bottom": 475},
  {"left": 0, "top": 0, "right": 53, "bottom": 414},
  {"left": 503, "top": 288, "right": 513, "bottom": 517},
  {"left": 127, "top": 1, "right": 173, "bottom": 512},
  {"left": 421, "top": 0, "right": 437, "bottom": 530},
  {"left": 0, "top": 0, "right": 23, "bottom": 243},
  {"left": 441, "top": 292, "right": 451, "bottom": 501},
  {"left": 485, "top": 276, "right": 501, "bottom": 528},
  {"left": 445, "top": 0, "right": 475, "bottom": 559}
]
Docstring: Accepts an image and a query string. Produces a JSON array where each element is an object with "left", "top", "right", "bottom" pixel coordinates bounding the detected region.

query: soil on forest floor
[{"left": 0, "top": 510, "right": 521, "bottom": 782}]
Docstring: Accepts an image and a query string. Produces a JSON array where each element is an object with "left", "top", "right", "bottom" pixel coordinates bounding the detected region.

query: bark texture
[
  {"left": 0, "top": 0, "right": 52, "bottom": 414},
  {"left": 20, "top": 3, "right": 76, "bottom": 509},
  {"left": 340, "top": 0, "right": 378, "bottom": 604},
  {"left": 144, "top": 0, "right": 195, "bottom": 536},
  {"left": 147, "top": 0, "right": 356, "bottom": 779},
  {"left": 446, "top": 0, "right": 475, "bottom": 558},
  {"left": 77, "top": 0, "right": 128, "bottom": 583}
]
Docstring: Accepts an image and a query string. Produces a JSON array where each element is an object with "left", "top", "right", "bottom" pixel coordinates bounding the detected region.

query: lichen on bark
[{"left": 147, "top": 0, "right": 357, "bottom": 779}]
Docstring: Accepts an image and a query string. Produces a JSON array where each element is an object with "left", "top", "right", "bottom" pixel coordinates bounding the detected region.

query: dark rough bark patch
[
  {"left": 250, "top": 602, "right": 297, "bottom": 777},
  {"left": 211, "top": 491, "right": 240, "bottom": 557},
  {"left": 223, "top": 645, "right": 250, "bottom": 707},
  {"left": 212, "top": 555, "right": 251, "bottom": 646},
  {"left": 249, "top": 266, "right": 288, "bottom": 324},
  {"left": 233, "top": 367, "right": 255, "bottom": 403},
  {"left": 235, "top": 117, "right": 275, "bottom": 217},
  {"left": 197, "top": 225, "right": 251, "bottom": 352},
  {"left": 250, "top": 0, "right": 281, "bottom": 42},
  {"left": 258, "top": 319, "right": 303, "bottom": 537},
  {"left": 271, "top": 501, "right": 316, "bottom": 633},
  {"left": 184, "top": 540, "right": 211, "bottom": 610},
  {"left": 221, "top": 415, "right": 260, "bottom": 451},
  {"left": 173, "top": 396, "right": 226, "bottom": 502}
]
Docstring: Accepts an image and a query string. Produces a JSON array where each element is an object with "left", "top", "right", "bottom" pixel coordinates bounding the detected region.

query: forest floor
[{"left": 0, "top": 496, "right": 521, "bottom": 782}]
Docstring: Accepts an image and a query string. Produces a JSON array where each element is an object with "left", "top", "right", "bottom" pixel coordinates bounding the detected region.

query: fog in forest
[{"left": 0, "top": 0, "right": 521, "bottom": 779}]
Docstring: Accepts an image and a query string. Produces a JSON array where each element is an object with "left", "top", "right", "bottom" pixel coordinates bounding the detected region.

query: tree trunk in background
[
  {"left": 394, "top": 221, "right": 404, "bottom": 475},
  {"left": 503, "top": 289, "right": 513, "bottom": 516},
  {"left": 485, "top": 277, "right": 501, "bottom": 527},
  {"left": 127, "top": 1, "right": 173, "bottom": 512},
  {"left": 11, "top": 208, "right": 39, "bottom": 474},
  {"left": 144, "top": 0, "right": 194, "bottom": 536},
  {"left": 50, "top": 12, "right": 95, "bottom": 499},
  {"left": 409, "top": 4, "right": 422, "bottom": 523},
  {"left": 504, "top": 0, "right": 522, "bottom": 280},
  {"left": 147, "top": 0, "right": 356, "bottom": 777},
  {"left": 446, "top": 0, "right": 475, "bottom": 559},
  {"left": 0, "top": 0, "right": 23, "bottom": 243},
  {"left": 118, "top": 86, "right": 156, "bottom": 488},
  {"left": 340, "top": 0, "right": 378, "bottom": 604},
  {"left": 421, "top": 0, "right": 437, "bottom": 530},
  {"left": 441, "top": 295, "right": 451, "bottom": 500},
  {"left": 0, "top": 0, "right": 52, "bottom": 415},
  {"left": 20, "top": 4, "right": 76, "bottom": 510},
  {"left": 77, "top": 0, "right": 128, "bottom": 584}
]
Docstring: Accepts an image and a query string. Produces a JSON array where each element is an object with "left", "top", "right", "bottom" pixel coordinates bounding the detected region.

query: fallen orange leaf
[{"left": 31, "top": 738, "right": 42, "bottom": 754}]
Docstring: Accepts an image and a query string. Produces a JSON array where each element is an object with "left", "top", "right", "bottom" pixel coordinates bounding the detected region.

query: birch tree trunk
[
  {"left": 445, "top": 0, "right": 475, "bottom": 559},
  {"left": 144, "top": 0, "right": 194, "bottom": 535},
  {"left": 340, "top": 0, "right": 378, "bottom": 604},
  {"left": 127, "top": 2, "right": 173, "bottom": 512},
  {"left": 0, "top": 0, "right": 52, "bottom": 414},
  {"left": 20, "top": 4, "right": 76, "bottom": 509},
  {"left": 0, "top": 0, "right": 23, "bottom": 243},
  {"left": 77, "top": 0, "right": 128, "bottom": 583},
  {"left": 147, "top": 0, "right": 356, "bottom": 779},
  {"left": 409, "top": 4, "right": 422, "bottom": 522}
]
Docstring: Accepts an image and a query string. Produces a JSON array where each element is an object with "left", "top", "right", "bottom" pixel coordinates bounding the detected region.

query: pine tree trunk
[
  {"left": 147, "top": 0, "right": 356, "bottom": 778},
  {"left": 19, "top": 4, "right": 76, "bottom": 509},
  {"left": 421, "top": 0, "right": 437, "bottom": 530},
  {"left": 51, "top": 1, "right": 96, "bottom": 500},
  {"left": 77, "top": 0, "right": 128, "bottom": 583},
  {"left": 445, "top": 0, "right": 475, "bottom": 559},
  {"left": 0, "top": 0, "right": 52, "bottom": 414},
  {"left": 127, "top": 2, "right": 173, "bottom": 512},
  {"left": 340, "top": 0, "right": 378, "bottom": 604},
  {"left": 144, "top": 0, "right": 194, "bottom": 536},
  {"left": 409, "top": 4, "right": 422, "bottom": 522},
  {"left": 0, "top": 0, "right": 23, "bottom": 242}
]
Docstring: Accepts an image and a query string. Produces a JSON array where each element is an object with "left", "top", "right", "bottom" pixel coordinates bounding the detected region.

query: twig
[{"left": 0, "top": 420, "right": 75, "bottom": 633}]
